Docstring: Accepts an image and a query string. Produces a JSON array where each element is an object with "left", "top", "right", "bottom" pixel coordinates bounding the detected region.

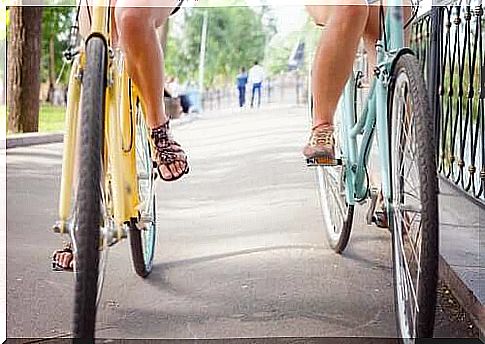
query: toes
[
  {"left": 168, "top": 163, "right": 180, "bottom": 177},
  {"left": 55, "top": 252, "right": 66, "bottom": 268},
  {"left": 52, "top": 249, "right": 75, "bottom": 270},
  {"left": 160, "top": 165, "right": 173, "bottom": 180},
  {"left": 176, "top": 161, "right": 184, "bottom": 174},
  {"left": 60, "top": 253, "right": 72, "bottom": 268}
]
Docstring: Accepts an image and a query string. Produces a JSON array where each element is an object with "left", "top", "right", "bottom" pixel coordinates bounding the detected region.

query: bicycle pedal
[
  {"left": 52, "top": 222, "right": 63, "bottom": 234},
  {"left": 306, "top": 157, "right": 342, "bottom": 167}
]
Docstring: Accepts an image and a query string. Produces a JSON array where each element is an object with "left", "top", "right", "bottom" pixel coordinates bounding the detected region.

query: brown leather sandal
[
  {"left": 303, "top": 124, "right": 336, "bottom": 159},
  {"left": 151, "top": 121, "right": 189, "bottom": 182}
]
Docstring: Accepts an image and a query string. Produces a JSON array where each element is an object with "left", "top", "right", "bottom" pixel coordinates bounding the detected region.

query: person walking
[
  {"left": 248, "top": 61, "right": 265, "bottom": 108},
  {"left": 236, "top": 67, "right": 248, "bottom": 108}
]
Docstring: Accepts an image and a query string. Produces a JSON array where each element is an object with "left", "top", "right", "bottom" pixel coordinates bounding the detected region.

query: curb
[
  {"left": 439, "top": 255, "right": 485, "bottom": 338},
  {"left": 4, "top": 113, "right": 202, "bottom": 150},
  {"left": 6, "top": 132, "right": 64, "bottom": 149}
]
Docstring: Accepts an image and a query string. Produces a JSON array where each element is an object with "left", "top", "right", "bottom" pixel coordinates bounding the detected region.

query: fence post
[{"left": 428, "top": 6, "right": 443, "bottom": 161}]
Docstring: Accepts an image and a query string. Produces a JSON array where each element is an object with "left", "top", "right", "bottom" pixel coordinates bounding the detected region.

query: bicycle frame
[
  {"left": 55, "top": 3, "right": 147, "bottom": 244},
  {"left": 340, "top": 0, "right": 407, "bottom": 208}
]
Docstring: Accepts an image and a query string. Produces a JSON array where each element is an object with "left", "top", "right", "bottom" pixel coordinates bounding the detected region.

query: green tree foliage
[
  {"left": 265, "top": 17, "right": 320, "bottom": 76},
  {"left": 41, "top": 7, "right": 73, "bottom": 85},
  {"left": 165, "top": 7, "right": 271, "bottom": 87},
  {"left": 265, "top": 31, "right": 300, "bottom": 75}
]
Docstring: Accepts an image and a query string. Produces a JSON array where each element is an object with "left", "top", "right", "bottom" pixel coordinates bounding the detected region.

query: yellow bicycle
[{"left": 52, "top": 2, "right": 157, "bottom": 338}]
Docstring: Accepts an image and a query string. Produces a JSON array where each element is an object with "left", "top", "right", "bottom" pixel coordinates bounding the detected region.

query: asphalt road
[{"left": 6, "top": 105, "right": 476, "bottom": 340}]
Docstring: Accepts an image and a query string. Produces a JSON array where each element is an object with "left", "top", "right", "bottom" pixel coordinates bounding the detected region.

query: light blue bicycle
[{"left": 308, "top": 1, "right": 439, "bottom": 341}]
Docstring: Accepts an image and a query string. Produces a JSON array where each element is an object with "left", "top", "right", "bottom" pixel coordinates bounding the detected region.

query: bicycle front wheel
[
  {"left": 73, "top": 36, "right": 107, "bottom": 339},
  {"left": 389, "top": 53, "right": 439, "bottom": 341},
  {"left": 129, "top": 98, "right": 157, "bottom": 278},
  {"left": 316, "top": 164, "right": 354, "bottom": 253}
]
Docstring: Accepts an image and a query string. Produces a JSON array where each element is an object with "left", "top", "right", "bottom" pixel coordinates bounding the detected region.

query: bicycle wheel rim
[
  {"left": 316, "top": 164, "right": 352, "bottom": 248},
  {"left": 315, "top": 116, "right": 353, "bottom": 252},
  {"left": 389, "top": 55, "right": 438, "bottom": 340},
  {"left": 392, "top": 70, "right": 421, "bottom": 341},
  {"left": 134, "top": 100, "right": 156, "bottom": 272}
]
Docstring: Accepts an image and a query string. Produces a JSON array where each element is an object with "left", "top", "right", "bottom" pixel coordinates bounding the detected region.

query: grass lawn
[
  {"left": 5, "top": 104, "right": 66, "bottom": 135},
  {"left": 39, "top": 104, "right": 66, "bottom": 133}
]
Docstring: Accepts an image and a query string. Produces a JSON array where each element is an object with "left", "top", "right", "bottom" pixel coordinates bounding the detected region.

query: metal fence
[
  {"left": 412, "top": 1, "right": 485, "bottom": 203},
  {"left": 201, "top": 71, "right": 308, "bottom": 111}
]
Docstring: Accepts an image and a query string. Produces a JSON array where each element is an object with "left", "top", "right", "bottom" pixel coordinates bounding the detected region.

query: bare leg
[
  {"left": 363, "top": 4, "right": 412, "bottom": 77},
  {"left": 363, "top": 5, "right": 380, "bottom": 74},
  {"left": 115, "top": 1, "right": 187, "bottom": 180},
  {"left": 307, "top": 3, "right": 369, "bottom": 129},
  {"left": 115, "top": 4, "right": 174, "bottom": 128}
]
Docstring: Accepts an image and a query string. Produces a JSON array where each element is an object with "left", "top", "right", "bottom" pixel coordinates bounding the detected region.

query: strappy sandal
[
  {"left": 151, "top": 121, "right": 189, "bottom": 182},
  {"left": 52, "top": 242, "right": 74, "bottom": 272}
]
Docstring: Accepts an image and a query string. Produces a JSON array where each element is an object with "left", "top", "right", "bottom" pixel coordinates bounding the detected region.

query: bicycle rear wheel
[
  {"left": 72, "top": 36, "right": 107, "bottom": 339},
  {"left": 389, "top": 53, "right": 439, "bottom": 341},
  {"left": 310, "top": 94, "right": 354, "bottom": 253},
  {"left": 129, "top": 98, "right": 157, "bottom": 278}
]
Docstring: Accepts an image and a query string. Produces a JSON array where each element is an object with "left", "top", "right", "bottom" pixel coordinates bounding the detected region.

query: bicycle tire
[
  {"left": 129, "top": 100, "right": 157, "bottom": 278},
  {"left": 388, "top": 53, "right": 439, "bottom": 340},
  {"left": 310, "top": 93, "right": 354, "bottom": 253},
  {"left": 72, "top": 36, "right": 107, "bottom": 339},
  {"left": 316, "top": 166, "right": 354, "bottom": 253}
]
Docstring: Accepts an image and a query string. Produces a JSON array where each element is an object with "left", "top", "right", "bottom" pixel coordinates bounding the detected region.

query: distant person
[
  {"left": 236, "top": 67, "right": 248, "bottom": 108},
  {"left": 248, "top": 61, "right": 265, "bottom": 108}
]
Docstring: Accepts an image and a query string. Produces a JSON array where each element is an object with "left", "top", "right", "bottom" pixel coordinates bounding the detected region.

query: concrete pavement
[{"left": 5, "top": 105, "right": 477, "bottom": 340}]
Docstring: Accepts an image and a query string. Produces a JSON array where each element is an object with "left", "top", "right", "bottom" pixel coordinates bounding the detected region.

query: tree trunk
[
  {"left": 7, "top": 6, "right": 43, "bottom": 133},
  {"left": 47, "top": 33, "right": 56, "bottom": 103}
]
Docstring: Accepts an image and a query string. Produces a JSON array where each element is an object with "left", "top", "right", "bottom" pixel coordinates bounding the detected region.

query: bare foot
[
  {"left": 52, "top": 245, "right": 75, "bottom": 271},
  {"left": 151, "top": 121, "right": 189, "bottom": 181}
]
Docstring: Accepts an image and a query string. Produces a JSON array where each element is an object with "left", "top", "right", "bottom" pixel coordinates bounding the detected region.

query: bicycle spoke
[
  {"left": 403, "top": 174, "right": 420, "bottom": 197},
  {"left": 394, "top": 71, "right": 421, "bottom": 337},
  {"left": 395, "top": 209, "right": 421, "bottom": 270},
  {"left": 398, "top": 232, "right": 420, "bottom": 312}
]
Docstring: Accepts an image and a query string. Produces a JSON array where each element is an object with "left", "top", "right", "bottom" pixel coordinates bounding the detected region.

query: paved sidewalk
[
  {"left": 4, "top": 104, "right": 484, "bottom": 338},
  {"left": 438, "top": 179, "right": 485, "bottom": 336}
]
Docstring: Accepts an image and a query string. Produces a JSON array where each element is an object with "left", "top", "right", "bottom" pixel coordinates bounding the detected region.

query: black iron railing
[{"left": 412, "top": 1, "right": 485, "bottom": 203}]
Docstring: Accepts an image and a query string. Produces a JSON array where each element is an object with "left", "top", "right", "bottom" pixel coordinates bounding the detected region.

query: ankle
[
  {"left": 312, "top": 122, "right": 334, "bottom": 131},
  {"left": 150, "top": 121, "right": 170, "bottom": 137},
  {"left": 148, "top": 114, "right": 169, "bottom": 130}
]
